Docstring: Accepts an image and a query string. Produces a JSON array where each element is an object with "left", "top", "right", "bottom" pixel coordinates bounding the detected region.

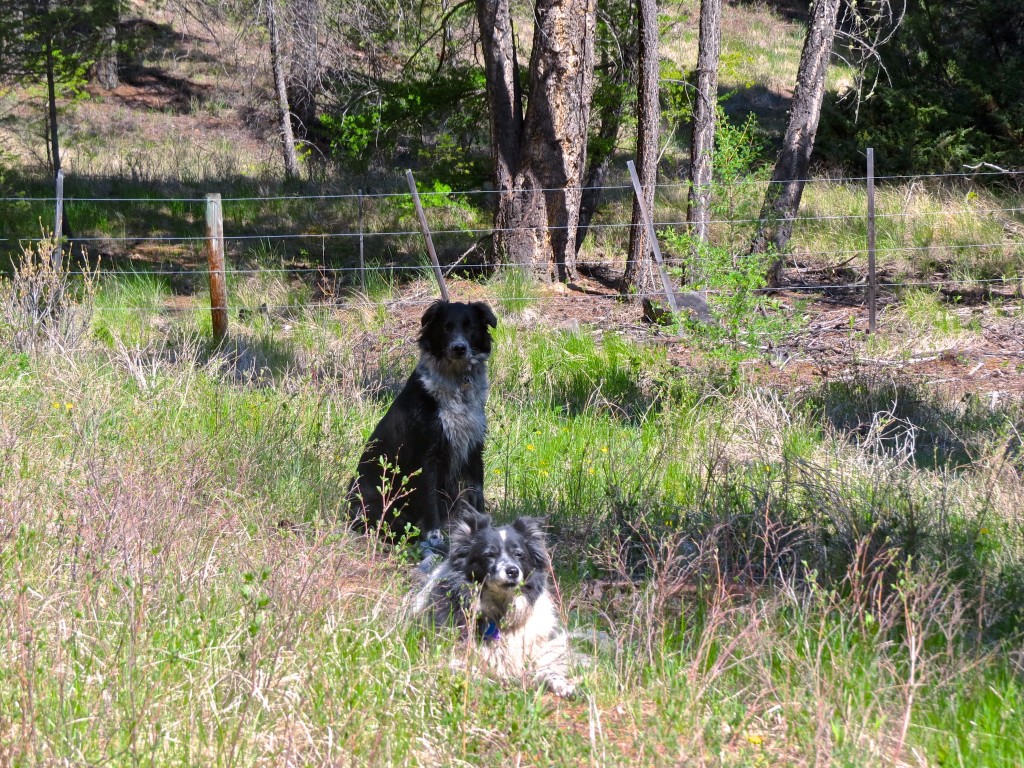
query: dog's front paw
[
  {"left": 418, "top": 529, "right": 447, "bottom": 557},
  {"left": 545, "top": 675, "right": 577, "bottom": 700},
  {"left": 425, "top": 528, "right": 444, "bottom": 545}
]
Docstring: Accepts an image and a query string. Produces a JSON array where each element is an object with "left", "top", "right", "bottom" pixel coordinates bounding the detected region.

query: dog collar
[{"left": 480, "top": 619, "right": 501, "bottom": 642}]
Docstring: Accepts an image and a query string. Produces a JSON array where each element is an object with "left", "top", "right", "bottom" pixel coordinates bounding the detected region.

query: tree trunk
[
  {"left": 686, "top": 0, "right": 721, "bottom": 253},
  {"left": 93, "top": 22, "right": 119, "bottom": 90},
  {"left": 621, "top": 0, "right": 659, "bottom": 297},
  {"left": 476, "top": 0, "right": 523, "bottom": 268},
  {"left": 266, "top": 0, "right": 302, "bottom": 181},
  {"left": 576, "top": 32, "right": 639, "bottom": 254},
  {"left": 480, "top": 0, "right": 596, "bottom": 281},
  {"left": 45, "top": 35, "right": 61, "bottom": 177},
  {"left": 750, "top": 0, "right": 840, "bottom": 285},
  {"left": 286, "top": 0, "right": 320, "bottom": 139}
]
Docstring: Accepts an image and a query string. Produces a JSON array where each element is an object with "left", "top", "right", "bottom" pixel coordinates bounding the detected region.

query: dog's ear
[
  {"left": 512, "top": 516, "right": 550, "bottom": 569},
  {"left": 449, "top": 509, "right": 492, "bottom": 559},
  {"left": 460, "top": 508, "right": 492, "bottom": 534},
  {"left": 420, "top": 300, "right": 447, "bottom": 328},
  {"left": 471, "top": 301, "right": 498, "bottom": 329}
]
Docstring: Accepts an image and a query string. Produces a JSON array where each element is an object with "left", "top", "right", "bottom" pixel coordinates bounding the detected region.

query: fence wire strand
[
  {"left": 3, "top": 170, "right": 1023, "bottom": 336},
  {"left": 2, "top": 167, "right": 1022, "bottom": 205}
]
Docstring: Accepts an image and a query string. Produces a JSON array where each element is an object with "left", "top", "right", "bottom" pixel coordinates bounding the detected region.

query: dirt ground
[{"left": 375, "top": 268, "right": 1024, "bottom": 403}]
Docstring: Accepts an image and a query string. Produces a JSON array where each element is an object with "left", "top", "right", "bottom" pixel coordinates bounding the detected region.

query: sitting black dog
[{"left": 349, "top": 300, "right": 498, "bottom": 546}]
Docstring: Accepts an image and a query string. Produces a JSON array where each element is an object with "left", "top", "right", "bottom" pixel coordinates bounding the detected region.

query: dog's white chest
[
  {"left": 419, "top": 364, "right": 488, "bottom": 469},
  {"left": 438, "top": 392, "right": 487, "bottom": 466}
]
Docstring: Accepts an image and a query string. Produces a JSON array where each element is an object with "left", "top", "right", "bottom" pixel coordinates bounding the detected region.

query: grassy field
[
  {"left": 1, "top": 242, "right": 1023, "bottom": 766},
  {"left": 2, "top": 1, "right": 1023, "bottom": 764}
]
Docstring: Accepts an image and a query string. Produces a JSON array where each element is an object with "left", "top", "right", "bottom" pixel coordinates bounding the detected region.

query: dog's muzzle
[
  {"left": 446, "top": 337, "right": 469, "bottom": 360},
  {"left": 489, "top": 558, "right": 523, "bottom": 589}
]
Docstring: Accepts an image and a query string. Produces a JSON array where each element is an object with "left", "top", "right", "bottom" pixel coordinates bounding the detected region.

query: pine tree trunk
[
  {"left": 45, "top": 36, "right": 61, "bottom": 177},
  {"left": 750, "top": 0, "right": 840, "bottom": 285},
  {"left": 480, "top": 0, "right": 596, "bottom": 281},
  {"left": 266, "top": 0, "right": 302, "bottom": 181},
  {"left": 576, "top": 39, "right": 639, "bottom": 255},
  {"left": 686, "top": 0, "right": 721, "bottom": 253},
  {"left": 476, "top": 0, "right": 523, "bottom": 269},
  {"left": 622, "top": 0, "right": 659, "bottom": 297},
  {"left": 94, "top": 23, "right": 119, "bottom": 90}
]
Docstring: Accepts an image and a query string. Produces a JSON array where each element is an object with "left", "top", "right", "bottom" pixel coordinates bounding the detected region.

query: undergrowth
[{"left": 1, "top": 278, "right": 1022, "bottom": 766}]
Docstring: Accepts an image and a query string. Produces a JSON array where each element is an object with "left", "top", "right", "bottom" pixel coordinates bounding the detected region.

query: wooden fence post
[
  {"left": 53, "top": 170, "right": 64, "bottom": 271},
  {"left": 626, "top": 160, "right": 679, "bottom": 314},
  {"left": 358, "top": 189, "right": 366, "bottom": 294},
  {"left": 867, "top": 148, "right": 877, "bottom": 334},
  {"left": 205, "top": 193, "right": 228, "bottom": 344},
  {"left": 405, "top": 170, "right": 450, "bottom": 302}
]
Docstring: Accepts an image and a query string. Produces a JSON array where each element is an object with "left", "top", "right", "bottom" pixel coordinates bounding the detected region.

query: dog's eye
[
  {"left": 511, "top": 549, "right": 524, "bottom": 558},
  {"left": 444, "top": 321, "right": 454, "bottom": 331},
  {"left": 482, "top": 549, "right": 497, "bottom": 559}
]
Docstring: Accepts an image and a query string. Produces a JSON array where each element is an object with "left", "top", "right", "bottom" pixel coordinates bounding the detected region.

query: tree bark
[
  {"left": 479, "top": 0, "right": 596, "bottom": 281},
  {"left": 686, "top": 0, "right": 721, "bottom": 251},
  {"left": 621, "top": 0, "right": 659, "bottom": 297},
  {"left": 93, "top": 22, "right": 119, "bottom": 90},
  {"left": 266, "top": 0, "right": 302, "bottom": 181},
  {"left": 476, "top": 0, "right": 523, "bottom": 267},
  {"left": 286, "top": 0, "right": 320, "bottom": 139},
  {"left": 576, "top": 24, "right": 639, "bottom": 254},
  {"left": 45, "top": 35, "right": 61, "bottom": 177},
  {"left": 750, "top": 0, "right": 840, "bottom": 285}
]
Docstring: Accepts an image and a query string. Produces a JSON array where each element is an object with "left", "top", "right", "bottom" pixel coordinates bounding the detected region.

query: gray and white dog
[{"left": 413, "top": 511, "right": 576, "bottom": 698}]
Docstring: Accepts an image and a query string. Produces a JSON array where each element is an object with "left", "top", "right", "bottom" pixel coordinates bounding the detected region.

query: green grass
[
  {"left": 1, "top": 0, "right": 1023, "bottom": 759},
  {"left": 91, "top": 269, "right": 173, "bottom": 346},
  {"left": 490, "top": 267, "right": 539, "bottom": 316},
  {"left": 2, "top": 275, "right": 1023, "bottom": 765}
]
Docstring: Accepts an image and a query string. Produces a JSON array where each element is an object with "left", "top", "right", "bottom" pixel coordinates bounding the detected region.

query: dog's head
[
  {"left": 448, "top": 511, "right": 549, "bottom": 598},
  {"left": 418, "top": 301, "right": 498, "bottom": 366}
]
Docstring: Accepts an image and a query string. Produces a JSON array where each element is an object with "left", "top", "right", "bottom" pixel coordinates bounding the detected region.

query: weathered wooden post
[
  {"left": 53, "top": 170, "right": 64, "bottom": 271},
  {"left": 627, "top": 159, "right": 679, "bottom": 314},
  {"left": 358, "top": 189, "right": 366, "bottom": 294},
  {"left": 867, "top": 148, "right": 877, "bottom": 334},
  {"left": 205, "top": 193, "right": 228, "bottom": 344},
  {"left": 405, "top": 170, "right": 450, "bottom": 302}
]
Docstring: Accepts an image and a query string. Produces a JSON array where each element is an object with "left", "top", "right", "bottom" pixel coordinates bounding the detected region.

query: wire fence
[{"left": 2, "top": 167, "right": 1022, "bottom": 348}]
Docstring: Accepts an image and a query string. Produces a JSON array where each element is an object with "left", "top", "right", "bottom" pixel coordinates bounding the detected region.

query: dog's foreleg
[
  {"left": 418, "top": 464, "right": 445, "bottom": 542},
  {"left": 465, "top": 449, "right": 486, "bottom": 513}
]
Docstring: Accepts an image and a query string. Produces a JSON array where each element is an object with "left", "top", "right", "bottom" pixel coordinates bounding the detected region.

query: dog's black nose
[
  {"left": 449, "top": 341, "right": 468, "bottom": 357},
  {"left": 505, "top": 565, "right": 520, "bottom": 581}
]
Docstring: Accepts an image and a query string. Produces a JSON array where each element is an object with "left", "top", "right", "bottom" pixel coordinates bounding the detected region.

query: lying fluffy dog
[
  {"left": 413, "top": 511, "right": 576, "bottom": 698},
  {"left": 349, "top": 300, "right": 498, "bottom": 545}
]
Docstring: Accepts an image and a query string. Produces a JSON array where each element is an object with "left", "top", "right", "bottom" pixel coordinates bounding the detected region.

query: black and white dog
[
  {"left": 413, "top": 511, "right": 576, "bottom": 698},
  {"left": 349, "top": 300, "right": 498, "bottom": 547}
]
